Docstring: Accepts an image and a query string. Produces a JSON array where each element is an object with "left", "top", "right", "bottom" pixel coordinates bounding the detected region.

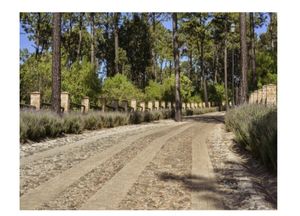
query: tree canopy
[{"left": 20, "top": 12, "right": 277, "bottom": 107}]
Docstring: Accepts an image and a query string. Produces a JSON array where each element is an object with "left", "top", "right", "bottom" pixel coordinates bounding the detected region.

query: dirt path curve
[{"left": 20, "top": 112, "right": 225, "bottom": 210}]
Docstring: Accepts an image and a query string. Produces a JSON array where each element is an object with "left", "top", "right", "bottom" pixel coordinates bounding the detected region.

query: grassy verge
[{"left": 225, "top": 104, "right": 277, "bottom": 171}]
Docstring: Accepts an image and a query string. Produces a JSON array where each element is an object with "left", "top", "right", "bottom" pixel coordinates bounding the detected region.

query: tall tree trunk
[
  {"left": 269, "top": 13, "right": 274, "bottom": 50},
  {"left": 224, "top": 39, "right": 228, "bottom": 110},
  {"left": 77, "top": 13, "right": 83, "bottom": 61},
  {"left": 250, "top": 12, "right": 257, "bottom": 88},
  {"left": 172, "top": 13, "right": 181, "bottom": 122},
  {"left": 51, "top": 13, "right": 61, "bottom": 114},
  {"left": 151, "top": 13, "right": 157, "bottom": 81},
  {"left": 231, "top": 49, "right": 235, "bottom": 106},
  {"left": 189, "top": 49, "right": 193, "bottom": 80},
  {"left": 201, "top": 40, "right": 209, "bottom": 107},
  {"left": 214, "top": 50, "right": 218, "bottom": 83},
  {"left": 239, "top": 13, "right": 248, "bottom": 104},
  {"left": 35, "top": 13, "right": 41, "bottom": 58},
  {"left": 90, "top": 13, "right": 95, "bottom": 69},
  {"left": 114, "top": 13, "right": 119, "bottom": 74}
]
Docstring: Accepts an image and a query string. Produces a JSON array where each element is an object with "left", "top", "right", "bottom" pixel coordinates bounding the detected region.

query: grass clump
[
  {"left": 20, "top": 110, "right": 64, "bottom": 141},
  {"left": 225, "top": 104, "right": 277, "bottom": 171},
  {"left": 63, "top": 113, "right": 84, "bottom": 134}
]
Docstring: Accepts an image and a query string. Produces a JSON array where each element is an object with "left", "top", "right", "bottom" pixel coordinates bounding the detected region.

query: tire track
[
  {"left": 118, "top": 125, "right": 197, "bottom": 209},
  {"left": 20, "top": 123, "right": 185, "bottom": 210},
  {"left": 80, "top": 123, "right": 193, "bottom": 210}
]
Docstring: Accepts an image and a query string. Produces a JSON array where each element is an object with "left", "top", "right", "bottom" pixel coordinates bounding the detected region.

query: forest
[{"left": 20, "top": 13, "right": 277, "bottom": 115}]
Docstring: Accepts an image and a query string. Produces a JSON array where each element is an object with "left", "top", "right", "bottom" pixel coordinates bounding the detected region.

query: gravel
[
  {"left": 37, "top": 125, "right": 181, "bottom": 210},
  {"left": 118, "top": 126, "right": 194, "bottom": 210},
  {"left": 207, "top": 124, "right": 277, "bottom": 210}
]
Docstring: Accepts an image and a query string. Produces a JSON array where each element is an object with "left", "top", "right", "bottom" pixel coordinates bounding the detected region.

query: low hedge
[
  {"left": 225, "top": 104, "right": 277, "bottom": 171},
  {"left": 20, "top": 107, "right": 218, "bottom": 143}
]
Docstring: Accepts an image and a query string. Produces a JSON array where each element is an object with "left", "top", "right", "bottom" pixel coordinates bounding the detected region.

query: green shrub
[
  {"left": 63, "top": 113, "right": 84, "bottom": 134},
  {"left": 101, "top": 74, "right": 144, "bottom": 101},
  {"left": 83, "top": 112, "right": 100, "bottom": 130},
  {"left": 20, "top": 118, "right": 28, "bottom": 142},
  {"left": 20, "top": 107, "right": 217, "bottom": 143},
  {"left": 20, "top": 110, "right": 64, "bottom": 141},
  {"left": 225, "top": 104, "right": 277, "bottom": 171},
  {"left": 129, "top": 111, "right": 144, "bottom": 124}
]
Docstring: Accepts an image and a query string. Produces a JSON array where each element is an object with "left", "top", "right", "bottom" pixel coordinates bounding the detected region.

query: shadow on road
[
  {"left": 157, "top": 172, "right": 229, "bottom": 209},
  {"left": 182, "top": 113, "right": 225, "bottom": 124}
]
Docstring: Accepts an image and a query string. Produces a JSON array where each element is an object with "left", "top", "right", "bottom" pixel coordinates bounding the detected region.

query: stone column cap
[{"left": 31, "top": 91, "right": 40, "bottom": 94}]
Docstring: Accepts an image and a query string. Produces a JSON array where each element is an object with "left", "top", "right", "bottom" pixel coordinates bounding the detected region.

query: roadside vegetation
[
  {"left": 225, "top": 104, "right": 277, "bottom": 171},
  {"left": 20, "top": 107, "right": 218, "bottom": 143}
]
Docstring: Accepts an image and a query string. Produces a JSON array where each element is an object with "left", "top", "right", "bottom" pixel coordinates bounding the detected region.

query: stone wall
[{"left": 249, "top": 84, "right": 277, "bottom": 105}]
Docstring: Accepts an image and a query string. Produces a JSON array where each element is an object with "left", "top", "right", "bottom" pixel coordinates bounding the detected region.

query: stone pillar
[
  {"left": 208, "top": 102, "right": 211, "bottom": 108},
  {"left": 257, "top": 89, "right": 263, "bottom": 104},
  {"left": 187, "top": 103, "right": 190, "bottom": 109},
  {"left": 147, "top": 101, "right": 153, "bottom": 111},
  {"left": 140, "top": 102, "right": 145, "bottom": 111},
  {"left": 61, "top": 92, "right": 70, "bottom": 113},
  {"left": 98, "top": 97, "right": 106, "bottom": 112},
  {"left": 30, "top": 91, "right": 41, "bottom": 110},
  {"left": 262, "top": 85, "right": 267, "bottom": 105},
  {"left": 131, "top": 99, "right": 137, "bottom": 111},
  {"left": 198, "top": 102, "right": 202, "bottom": 108},
  {"left": 253, "top": 90, "right": 258, "bottom": 103},
  {"left": 161, "top": 101, "right": 166, "bottom": 109},
  {"left": 154, "top": 100, "right": 159, "bottom": 110},
  {"left": 267, "top": 84, "right": 277, "bottom": 105},
  {"left": 182, "top": 102, "right": 186, "bottom": 110},
  {"left": 167, "top": 102, "right": 172, "bottom": 110},
  {"left": 81, "top": 96, "right": 89, "bottom": 113}
]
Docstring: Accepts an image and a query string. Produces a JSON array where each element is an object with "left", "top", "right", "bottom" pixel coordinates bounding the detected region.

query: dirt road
[{"left": 20, "top": 112, "right": 276, "bottom": 210}]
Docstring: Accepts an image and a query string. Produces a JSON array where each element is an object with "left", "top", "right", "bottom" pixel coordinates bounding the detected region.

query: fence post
[
  {"left": 81, "top": 96, "right": 89, "bottom": 113},
  {"left": 140, "top": 102, "right": 145, "bottom": 111},
  {"left": 154, "top": 100, "right": 159, "bottom": 110},
  {"left": 61, "top": 92, "right": 70, "bottom": 113},
  {"left": 208, "top": 102, "right": 211, "bottom": 108},
  {"left": 167, "top": 102, "right": 172, "bottom": 110},
  {"left": 161, "top": 101, "right": 166, "bottom": 109},
  {"left": 147, "top": 101, "right": 153, "bottom": 111},
  {"left": 182, "top": 102, "right": 186, "bottom": 110},
  {"left": 99, "top": 97, "right": 106, "bottom": 112},
  {"left": 30, "top": 91, "right": 41, "bottom": 110},
  {"left": 131, "top": 99, "right": 137, "bottom": 111}
]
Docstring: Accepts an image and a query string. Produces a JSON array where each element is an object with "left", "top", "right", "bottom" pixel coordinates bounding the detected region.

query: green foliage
[
  {"left": 62, "top": 57, "right": 101, "bottom": 104},
  {"left": 162, "top": 74, "right": 193, "bottom": 102},
  {"left": 207, "top": 83, "right": 225, "bottom": 105},
  {"left": 225, "top": 104, "right": 277, "bottom": 171},
  {"left": 20, "top": 53, "right": 52, "bottom": 102},
  {"left": 20, "top": 52, "right": 101, "bottom": 104},
  {"left": 256, "top": 51, "right": 277, "bottom": 88},
  {"left": 102, "top": 74, "right": 144, "bottom": 101},
  {"left": 145, "top": 81, "right": 163, "bottom": 101}
]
